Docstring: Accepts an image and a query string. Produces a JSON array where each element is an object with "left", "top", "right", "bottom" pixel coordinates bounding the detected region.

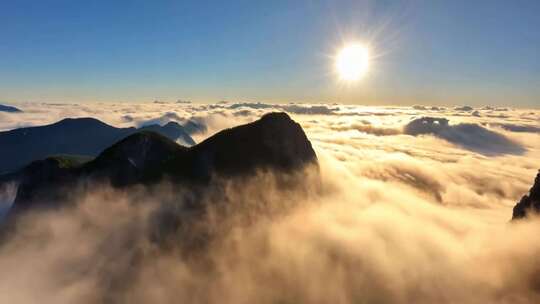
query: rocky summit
[{"left": 7, "top": 112, "right": 318, "bottom": 215}]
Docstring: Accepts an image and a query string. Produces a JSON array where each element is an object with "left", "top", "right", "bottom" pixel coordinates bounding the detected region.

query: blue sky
[{"left": 1, "top": 0, "right": 539, "bottom": 107}]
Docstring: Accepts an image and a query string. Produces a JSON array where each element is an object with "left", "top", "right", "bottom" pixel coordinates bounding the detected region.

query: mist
[{"left": 0, "top": 103, "right": 539, "bottom": 303}]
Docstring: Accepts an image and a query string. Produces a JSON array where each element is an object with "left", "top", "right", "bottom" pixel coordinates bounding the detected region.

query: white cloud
[
  {"left": 403, "top": 117, "right": 526, "bottom": 156},
  {"left": 0, "top": 102, "right": 539, "bottom": 302}
]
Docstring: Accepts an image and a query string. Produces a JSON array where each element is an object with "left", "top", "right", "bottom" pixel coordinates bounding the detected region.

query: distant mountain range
[
  {"left": 6, "top": 112, "right": 318, "bottom": 215},
  {"left": 0, "top": 104, "right": 22, "bottom": 113},
  {"left": 0, "top": 117, "right": 200, "bottom": 174}
]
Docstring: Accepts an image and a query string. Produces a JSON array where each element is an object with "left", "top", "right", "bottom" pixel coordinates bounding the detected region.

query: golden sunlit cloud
[{"left": 335, "top": 43, "right": 370, "bottom": 82}]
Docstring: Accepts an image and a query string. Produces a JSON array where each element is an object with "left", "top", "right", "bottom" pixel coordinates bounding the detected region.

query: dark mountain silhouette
[
  {"left": 0, "top": 104, "right": 22, "bottom": 113},
  {"left": 512, "top": 171, "right": 540, "bottom": 220},
  {"left": 135, "top": 113, "right": 207, "bottom": 135},
  {"left": 7, "top": 112, "right": 318, "bottom": 214},
  {"left": 0, "top": 117, "right": 195, "bottom": 174}
]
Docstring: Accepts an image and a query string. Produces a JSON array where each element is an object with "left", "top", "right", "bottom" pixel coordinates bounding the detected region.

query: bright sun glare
[{"left": 335, "top": 43, "right": 370, "bottom": 82}]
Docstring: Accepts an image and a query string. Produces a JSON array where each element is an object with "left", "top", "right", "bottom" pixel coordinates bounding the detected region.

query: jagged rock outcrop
[
  {"left": 512, "top": 171, "right": 540, "bottom": 220},
  {"left": 0, "top": 117, "right": 196, "bottom": 174},
  {"left": 173, "top": 112, "right": 317, "bottom": 180},
  {"left": 8, "top": 112, "right": 318, "bottom": 214}
]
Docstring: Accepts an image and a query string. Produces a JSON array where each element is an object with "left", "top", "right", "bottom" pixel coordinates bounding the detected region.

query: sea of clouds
[{"left": 0, "top": 101, "right": 539, "bottom": 303}]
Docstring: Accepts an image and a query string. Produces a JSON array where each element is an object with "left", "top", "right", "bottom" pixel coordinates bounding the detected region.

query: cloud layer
[
  {"left": 403, "top": 117, "right": 526, "bottom": 156},
  {"left": 0, "top": 101, "right": 539, "bottom": 303}
]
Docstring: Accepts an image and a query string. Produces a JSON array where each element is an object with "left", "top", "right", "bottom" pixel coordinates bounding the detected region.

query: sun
[{"left": 335, "top": 43, "right": 370, "bottom": 82}]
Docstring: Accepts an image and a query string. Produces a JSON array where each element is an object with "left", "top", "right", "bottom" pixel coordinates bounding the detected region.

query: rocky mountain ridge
[
  {"left": 6, "top": 112, "right": 318, "bottom": 216},
  {"left": 0, "top": 117, "right": 198, "bottom": 174}
]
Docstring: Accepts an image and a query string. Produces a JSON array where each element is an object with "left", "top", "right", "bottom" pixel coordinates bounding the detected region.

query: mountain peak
[
  {"left": 0, "top": 117, "right": 195, "bottom": 173},
  {"left": 85, "top": 131, "right": 187, "bottom": 186},
  {"left": 260, "top": 111, "right": 292, "bottom": 122},
  {"left": 53, "top": 117, "right": 113, "bottom": 128},
  {"left": 191, "top": 112, "right": 317, "bottom": 178},
  {"left": 9, "top": 112, "right": 318, "bottom": 211}
]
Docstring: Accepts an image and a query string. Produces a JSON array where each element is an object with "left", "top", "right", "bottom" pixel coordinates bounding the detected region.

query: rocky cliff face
[
  {"left": 8, "top": 112, "right": 318, "bottom": 215},
  {"left": 512, "top": 171, "right": 540, "bottom": 220},
  {"left": 174, "top": 112, "right": 318, "bottom": 181}
]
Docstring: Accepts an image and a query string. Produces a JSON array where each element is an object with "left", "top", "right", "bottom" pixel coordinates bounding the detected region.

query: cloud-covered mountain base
[
  {"left": 3, "top": 164, "right": 540, "bottom": 304},
  {"left": 0, "top": 102, "right": 539, "bottom": 303}
]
